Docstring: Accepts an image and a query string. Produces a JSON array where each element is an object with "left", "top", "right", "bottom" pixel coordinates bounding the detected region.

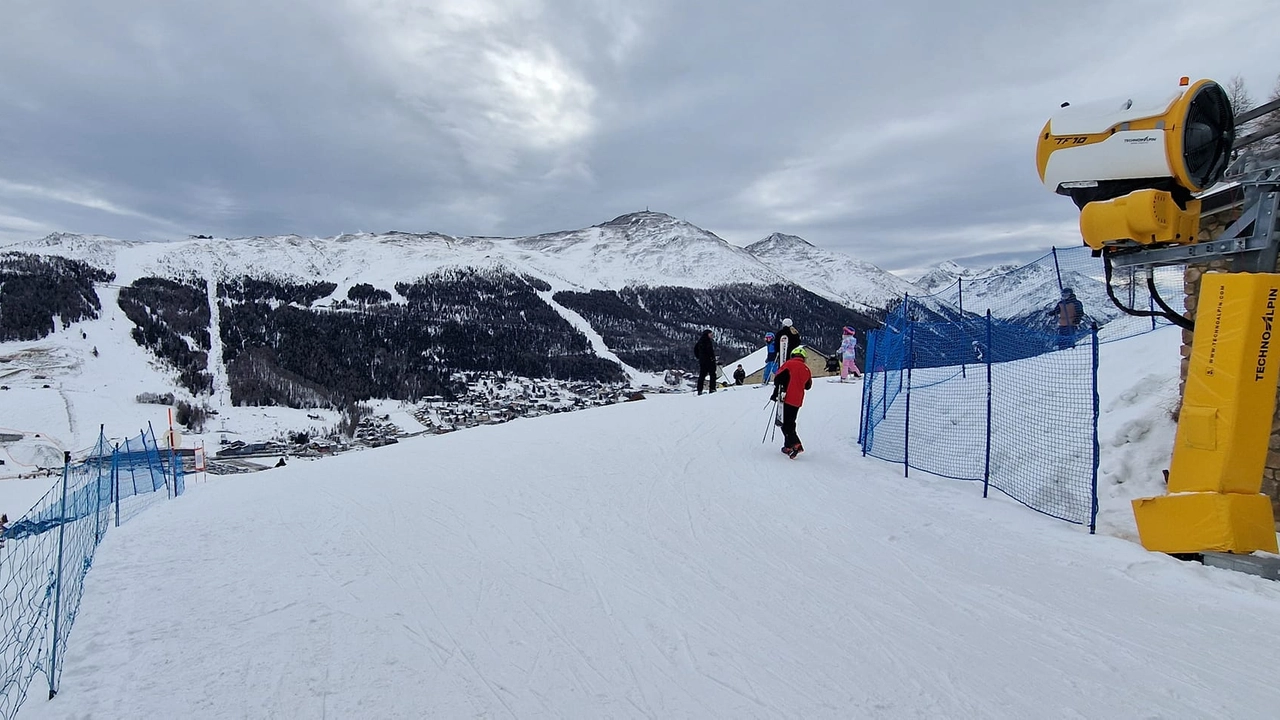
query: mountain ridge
[
  {"left": 0, "top": 211, "right": 895, "bottom": 417},
  {"left": 11, "top": 211, "right": 912, "bottom": 300}
]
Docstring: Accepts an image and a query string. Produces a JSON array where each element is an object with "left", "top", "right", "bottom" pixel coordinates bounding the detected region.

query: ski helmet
[
  {"left": 1061, "top": 287, "right": 1073, "bottom": 298},
  {"left": 842, "top": 326, "right": 855, "bottom": 335},
  {"left": 782, "top": 318, "right": 793, "bottom": 327},
  {"left": 790, "top": 347, "right": 806, "bottom": 358},
  {"left": 764, "top": 332, "right": 775, "bottom": 340}
]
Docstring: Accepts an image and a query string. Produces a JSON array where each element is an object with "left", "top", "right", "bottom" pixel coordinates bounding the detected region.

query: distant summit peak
[
  {"left": 599, "top": 211, "right": 680, "bottom": 227},
  {"left": 37, "top": 232, "right": 87, "bottom": 244},
  {"left": 745, "top": 233, "right": 814, "bottom": 253},
  {"left": 913, "top": 259, "right": 1027, "bottom": 295}
]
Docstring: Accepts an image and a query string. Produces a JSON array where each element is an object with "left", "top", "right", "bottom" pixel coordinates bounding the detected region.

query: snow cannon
[{"left": 1036, "top": 77, "right": 1234, "bottom": 250}]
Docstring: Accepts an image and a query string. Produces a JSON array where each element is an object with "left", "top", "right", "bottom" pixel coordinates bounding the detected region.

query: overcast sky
[{"left": 0, "top": 1, "right": 1275, "bottom": 274}]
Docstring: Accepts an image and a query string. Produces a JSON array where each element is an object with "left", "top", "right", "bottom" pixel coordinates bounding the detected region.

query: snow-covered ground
[
  {"left": 1093, "top": 326, "right": 1184, "bottom": 540},
  {"left": 11, "top": 326, "right": 1280, "bottom": 718}
]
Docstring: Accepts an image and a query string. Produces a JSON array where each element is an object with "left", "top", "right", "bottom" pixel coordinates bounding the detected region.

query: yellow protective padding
[
  {"left": 1178, "top": 405, "right": 1217, "bottom": 450},
  {"left": 1168, "top": 273, "right": 1280, "bottom": 494},
  {"left": 1078, "top": 190, "right": 1200, "bottom": 249},
  {"left": 1132, "top": 492, "right": 1278, "bottom": 554}
]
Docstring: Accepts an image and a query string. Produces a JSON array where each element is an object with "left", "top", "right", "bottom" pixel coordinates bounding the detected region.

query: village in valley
[{"left": 207, "top": 371, "right": 673, "bottom": 473}]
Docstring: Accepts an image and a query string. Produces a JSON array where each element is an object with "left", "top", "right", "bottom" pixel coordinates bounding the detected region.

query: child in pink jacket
[{"left": 838, "top": 327, "right": 862, "bottom": 381}]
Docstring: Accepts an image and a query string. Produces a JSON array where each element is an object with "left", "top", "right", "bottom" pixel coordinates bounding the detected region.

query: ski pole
[
  {"left": 768, "top": 393, "right": 785, "bottom": 443},
  {"left": 761, "top": 399, "right": 777, "bottom": 443}
]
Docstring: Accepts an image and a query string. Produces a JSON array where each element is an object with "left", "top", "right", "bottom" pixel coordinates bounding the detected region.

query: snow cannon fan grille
[{"left": 1181, "top": 82, "right": 1234, "bottom": 191}]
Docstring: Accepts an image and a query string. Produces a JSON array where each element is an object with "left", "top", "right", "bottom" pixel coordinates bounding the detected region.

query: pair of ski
[{"left": 764, "top": 393, "right": 804, "bottom": 459}]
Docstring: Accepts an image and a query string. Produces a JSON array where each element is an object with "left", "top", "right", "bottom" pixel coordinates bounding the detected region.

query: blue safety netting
[
  {"left": 859, "top": 245, "right": 1177, "bottom": 528},
  {"left": 0, "top": 426, "right": 184, "bottom": 720}
]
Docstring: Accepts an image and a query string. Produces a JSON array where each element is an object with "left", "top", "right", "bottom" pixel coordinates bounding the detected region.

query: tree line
[
  {"left": 118, "top": 277, "right": 214, "bottom": 395},
  {"left": 0, "top": 253, "right": 113, "bottom": 341},
  {"left": 218, "top": 268, "right": 623, "bottom": 408},
  {"left": 553, "top": 283, "right": 877, "bottom": 371},
  {"left": 115, "top": 269, "right": 881, "bottom": 408}
]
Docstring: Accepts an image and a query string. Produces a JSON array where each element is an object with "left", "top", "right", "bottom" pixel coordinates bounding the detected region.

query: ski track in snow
[
  {"left": 537, "top": 289, "right": 648, "bottom": 386},
  {"left": 17, "top": 368, "right": 1280, "bottom": 719},
  {"left": 204, "top": 263, "right": 231, "bottom": 410}
]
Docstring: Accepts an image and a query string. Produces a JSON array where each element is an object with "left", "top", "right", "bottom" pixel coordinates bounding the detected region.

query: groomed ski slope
[{"left": 22, "top": 334, "right": 1280, "bottom": 718}]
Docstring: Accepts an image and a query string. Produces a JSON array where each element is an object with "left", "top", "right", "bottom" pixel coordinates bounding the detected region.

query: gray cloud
[{"left": 0, "top": 0, "right": 1274, "bottom": 271}]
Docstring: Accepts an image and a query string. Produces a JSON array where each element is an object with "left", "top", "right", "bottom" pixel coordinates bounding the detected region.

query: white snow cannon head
[{"left": 1036, "top": 78, "right": 1234, "bottom": 250}]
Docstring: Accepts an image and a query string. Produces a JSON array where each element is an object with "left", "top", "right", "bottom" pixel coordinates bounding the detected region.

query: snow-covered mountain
[
  {"left": 744, "top": 233, "right": 917, "bottom": 313},
  {"left": 9, "top": 212, "right": 793, "bottom": 294},
  {"left": 6, "top": 213, "right": 916, "bottom": 307},
  {"left": 912, "top": 259, "right": 1026, "bottom": 296},
  {"left": 907, "top": 257, "right": 1160, "bottom": 330},
  {"left": 0, "top": 212, "right": 905, "bottom": 439}
]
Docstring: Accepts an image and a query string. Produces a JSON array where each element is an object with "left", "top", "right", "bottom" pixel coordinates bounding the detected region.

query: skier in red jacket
[{"left": 771, "top": 346, "right": 813, "bottom": 458}]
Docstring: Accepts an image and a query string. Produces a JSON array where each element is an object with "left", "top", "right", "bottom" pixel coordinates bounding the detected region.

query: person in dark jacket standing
[
  {"left": 733, "top": 365, "right": 746, "bottom": 385},
  {"left": 693, "top": 329, "right": 718, "bottom": 395},
  {"left": 771, "top": 346, "right": 813, "bottom": 458},
  {"left": 775, "top": 319, "right": 802, "bottom": 361}
]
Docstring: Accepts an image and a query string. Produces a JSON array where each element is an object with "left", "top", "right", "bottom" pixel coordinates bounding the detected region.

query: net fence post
[
  {"left": 125, "top": 436, "right": 138, "bottom": 498},
  {"left": 1090, "top": 322, "right": 1101, "bottom": 534},
  {"left": 93, "top": 427, "right": 104, "bottom": 543},
  {"left": 899, "top": 294, "right": 909, "bottom": 395},
  {"left": 48, "top": 450, "right": 72, "bottom": 699},
  {"left": 904, "top": 316, "right": 914, "bottom": 478},
  {"left": 112, "top": 442, "right": 121, "bottom": 528},
  {"left": 882, "top": 346, "right": 889, "bottom": 422},
  {"left": 147, "top": 423, "right": 171, "bottom": 499},
  {"left": 983, "top": 310, "right": 993, "bottom": 499},
  {"left": 857, "top": 331, "right": 867, "bottom": 448},
  {"left": 959, "top": 279, "right": 967, "bottom": 380},
  {"left": 1051, "top": 246, "right": 1063, "bottom": 290},
  {"left": 859, "top": 331, "right": 875, "bottom": 452}
]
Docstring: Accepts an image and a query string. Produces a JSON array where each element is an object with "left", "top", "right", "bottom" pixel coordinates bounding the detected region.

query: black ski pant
[
  {"left": 1056, "top": 326, "right": 1078, "bottom": 350},
  {"left": 781, "top": 403, "right": 801, "bottom": 448},
  {"left": 697, "top": 364, "right": 717, "bottom": 394}
]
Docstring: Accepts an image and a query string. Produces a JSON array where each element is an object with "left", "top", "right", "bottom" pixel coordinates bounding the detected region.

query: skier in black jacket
[
  {"left": 693, "top": 329, "right": 718, "bottom": 395},
  {"left": 775, "top": 319, "right": 802, "bottom": 360}
]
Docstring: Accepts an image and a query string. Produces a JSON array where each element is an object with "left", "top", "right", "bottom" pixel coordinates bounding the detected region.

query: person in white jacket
[{"left": 838, "top": 326, "right": 862, "bottom": 381}]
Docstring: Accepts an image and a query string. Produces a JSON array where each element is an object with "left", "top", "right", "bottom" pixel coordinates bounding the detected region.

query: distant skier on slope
[
  {"left": 693, "top": 329, "right": 718, "bottom": 395},
  {"left": 771, "top": 347, "right": 813, "bottom": 458}
]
